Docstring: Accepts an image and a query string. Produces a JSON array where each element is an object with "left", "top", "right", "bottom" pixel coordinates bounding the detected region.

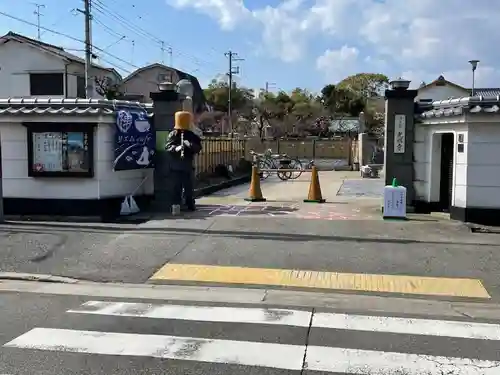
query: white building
[
  {"left": 413, "top": 97, "right": 500, "bottom": 225},
  {"left": 0, "top": 32, "right": 121, "bottom": 99},
  {"left": 0, "top": 98, "right": 154, "bottom": 219},
  {"left": 416, "top": 75, "right": 500, "bottom": 102}
]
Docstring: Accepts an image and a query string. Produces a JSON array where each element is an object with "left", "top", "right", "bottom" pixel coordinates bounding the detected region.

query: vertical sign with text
[{"left": 394, "top": 114, "right": 406, "bottom": 154}]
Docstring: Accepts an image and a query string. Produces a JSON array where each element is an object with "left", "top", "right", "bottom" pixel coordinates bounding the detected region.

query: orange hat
[{"left": 174, "top": 111, "right": 192, "bottom": 130}]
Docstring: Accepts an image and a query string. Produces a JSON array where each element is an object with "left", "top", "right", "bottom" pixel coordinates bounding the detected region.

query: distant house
[
  {"left": 0, "top": 31, "right": 121, "bottom": 99},
  {"left": 118, "top": 63, "right": 207, "bottom": 113},
  {"left": 416, "top": 75, "right": 500, "bottom": 102}
]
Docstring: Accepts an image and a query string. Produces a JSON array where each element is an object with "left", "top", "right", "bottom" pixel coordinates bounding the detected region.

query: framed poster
[{"left": 26, "top": 123, "right": 95, "bottom": 177}]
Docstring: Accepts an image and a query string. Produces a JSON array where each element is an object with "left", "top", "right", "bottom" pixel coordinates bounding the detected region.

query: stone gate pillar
[
  {"left": 384, "top": 78, "right": 417, "bottom": 206},
  {"left": 150, "top": 83, "right": 182, "bottom": 211}
]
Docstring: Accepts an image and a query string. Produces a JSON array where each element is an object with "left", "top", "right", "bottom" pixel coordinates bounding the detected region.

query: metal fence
[{"left": 195, "top": 138, "right": 246, "bottom": 176}]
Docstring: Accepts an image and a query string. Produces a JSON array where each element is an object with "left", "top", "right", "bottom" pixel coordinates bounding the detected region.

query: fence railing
[
  {"left": 193, "top": 137, "right": 358, "bottom": 177},
  {"left": 195, "top": 138, "right": 246, "bottom": 177}
]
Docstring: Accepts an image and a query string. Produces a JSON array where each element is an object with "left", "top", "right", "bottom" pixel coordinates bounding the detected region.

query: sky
[{"left": 1, "top": 0, "right": 500, "bottom": 94}]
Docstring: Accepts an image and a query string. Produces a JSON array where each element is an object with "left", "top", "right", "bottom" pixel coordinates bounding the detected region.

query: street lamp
[{"left": 469, "top": 60, "right": 480, "bottom": 96}]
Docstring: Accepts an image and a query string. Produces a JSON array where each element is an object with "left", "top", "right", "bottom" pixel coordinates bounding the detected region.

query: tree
[
  {"left": 94, "top": 76, "right": 122, "bottom": 99},
  {"left": 328, "top": 73, "right": 389, "bottom": 136},
  {"left": 336, "top": 73, "right": 389, "bottom": 99},
  {"left": 319, "top": 84, "right": 364, "bottom": 117},
  {"left": 203, "top": 79, "right": 253, "bottom": 114}
]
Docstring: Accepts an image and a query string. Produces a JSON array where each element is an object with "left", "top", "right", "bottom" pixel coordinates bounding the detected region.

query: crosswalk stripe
[
  {"left": 3, "top": 328, "right": 305, "bottom": 371},
  {"left": 306, "top": 346, "right": 500, "bottom": 374},
  {"left": 67, "top": 300, "right": 312, "bottom": 327},
  {"left": 5, "top": 327, "right": 500, "bottom": 374},
  {"left": 312, "top": 312, "right": 500, "bottom": 340}
]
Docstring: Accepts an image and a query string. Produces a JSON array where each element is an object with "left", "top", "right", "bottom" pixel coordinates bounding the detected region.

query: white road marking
[
  {"left": 67, "top": 300, "right": 312, "bottom": 327},
  {"left": 313, "top": 312, "right": 500, "bottom": 340},
  {"left": 306, "top": 346, "right": 500, "bottom": 374},
  {"left": 4, "top": 328, "right": 305, "bottom": 371}
]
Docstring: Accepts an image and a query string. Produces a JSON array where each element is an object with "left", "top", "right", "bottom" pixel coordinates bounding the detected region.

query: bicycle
[{"left": 250, "top": 149, "right": 293, "bottom": 181}]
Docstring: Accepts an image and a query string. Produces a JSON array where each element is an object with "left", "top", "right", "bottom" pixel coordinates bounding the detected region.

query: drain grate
[{"left": 470, "top": 226, "right": 500, "bottom": 234}]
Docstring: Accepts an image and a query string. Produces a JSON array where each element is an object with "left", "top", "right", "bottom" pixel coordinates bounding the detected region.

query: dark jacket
[{"left": 165, "top": 129, "right": 202, "bottom": 171}]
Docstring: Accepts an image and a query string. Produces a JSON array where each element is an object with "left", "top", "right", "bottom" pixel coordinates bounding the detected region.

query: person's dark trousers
[{"left": 172, "top": 170, "right": 195, "bottom": 210}]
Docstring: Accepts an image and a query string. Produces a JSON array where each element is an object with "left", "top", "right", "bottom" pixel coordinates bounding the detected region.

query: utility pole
[
  {"left": 265, "top": 81, "right": 276, "bottom": 93},
  {"left": 160, "top": 42, "right": 173, "bottom": 66},
  {"left": 33, "top": 3, "right": 45, "bottom": 40},
  {"left": 224, "top": 50, "right": 244, "bottom": 135},
  {"left": 77, "top": 0, "right": 93, "bottom": 98}
]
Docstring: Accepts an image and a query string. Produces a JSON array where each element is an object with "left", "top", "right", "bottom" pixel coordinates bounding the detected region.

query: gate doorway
[{"left": 438, "top": 133, "right": 454, "bottom": 212}]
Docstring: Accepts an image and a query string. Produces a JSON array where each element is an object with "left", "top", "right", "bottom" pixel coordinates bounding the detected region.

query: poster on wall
[
  {"left": 32, "top": 131, "right": 90, "bottom": 173},
  {"left": 113, "top": 109, "right": 155, "bottom": 171}
]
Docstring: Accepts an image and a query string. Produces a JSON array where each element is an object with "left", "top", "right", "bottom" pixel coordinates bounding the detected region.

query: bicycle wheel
[
  {"left": 259, "top": 159, "right": 272, "bottom": 180},
  {"left": 288, "top": 158, "right": 303, "bottom": 179},
  {"left": 277, "top": 166, "right": 292, "bottom": 181}
]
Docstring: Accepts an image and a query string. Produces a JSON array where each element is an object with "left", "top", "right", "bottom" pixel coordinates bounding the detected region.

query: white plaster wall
[
  {"left": 416, "top": 85, "right": 469, "bottom": 102},
  {"left": 0, "top": 117, "right": 153, "bottom": 200},
  {"left": 466, "top": 121, "right": 500, "bottom": 208},
  {"left": 413, "top": 120, "right": 468, "bottom": 207},
  {"left": 0, "top": 41, "right": 116, "bottom": 99},
  {"left": 0, "top": 122, "right": 98, "bottom": 199},
  {"left": 413, "top": 125, "right": 429, "bottom": 200}
]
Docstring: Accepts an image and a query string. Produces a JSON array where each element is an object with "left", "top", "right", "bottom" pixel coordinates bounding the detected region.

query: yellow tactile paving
[{"left": 150, "top": 264, "right": 491, "bottom": 298}]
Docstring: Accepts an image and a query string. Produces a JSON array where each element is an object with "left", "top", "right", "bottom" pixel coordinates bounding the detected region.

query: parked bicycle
[{"left": 250, "top": 149, "right": 307, "bottom": 181}]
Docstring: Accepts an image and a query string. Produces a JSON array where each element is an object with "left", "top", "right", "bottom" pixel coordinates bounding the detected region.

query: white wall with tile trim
[{"left": 0, "top": 114, "right": 153, "bottom": 200}]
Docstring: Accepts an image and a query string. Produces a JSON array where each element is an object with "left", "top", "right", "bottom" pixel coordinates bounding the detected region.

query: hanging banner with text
[{"left": 113, "top": 109, "right": 155, "bottom": 171}]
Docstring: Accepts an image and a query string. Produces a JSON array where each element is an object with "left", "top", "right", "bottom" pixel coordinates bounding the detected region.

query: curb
[
  {"left": 1, "top": 174, "right": 252, "bottom": 225},
  {"left": 0, "top": 272, "right": 80, "bottom": 284}
]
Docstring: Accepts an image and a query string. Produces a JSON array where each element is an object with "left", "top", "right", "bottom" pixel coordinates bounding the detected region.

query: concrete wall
[
  {"left": 0, "top": 41, "right": 116, "bottom": 99},
  {"left": 467, "top": 120, "right": 500, "bottom": 209},
  {"left": 0, "top": 116, "right": 153, "bottom": 200}
]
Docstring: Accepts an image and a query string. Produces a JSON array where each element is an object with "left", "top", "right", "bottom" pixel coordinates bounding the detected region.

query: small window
[
  {"left": 76, "top": 76, "right": 86, "bottom": 98},
  {"left": 30, "top": 73, "right": 64, "bottom": 96},
  {"left": 158, "top": 72, "right": 172, "bottom": 83},
  {"left": 26, "top": 123, "right": 95, "bottom": 177}
]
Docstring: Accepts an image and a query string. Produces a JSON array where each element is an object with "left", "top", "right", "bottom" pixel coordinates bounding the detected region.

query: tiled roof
[
  {"left": 470, "top": 88, "right": 500, "bottom": 97},
  {"left": 0, "top": 98, "right": 152, "bottom": 116},
  {"left": 419, "top": 96, "right": 500, "bottom": 118}
]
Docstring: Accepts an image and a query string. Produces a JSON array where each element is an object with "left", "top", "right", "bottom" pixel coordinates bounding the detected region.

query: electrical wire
[
  {"left": 0, "top": 9, "right": 215, "bottom": 87},
  {"left": 91, "top": 0, "right": 222, "bottom": 70}
]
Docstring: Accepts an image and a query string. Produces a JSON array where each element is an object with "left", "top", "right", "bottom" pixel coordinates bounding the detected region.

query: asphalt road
[
  {"left": 2, "top": 289, "right": 500, "bottom": 374},
  {"left": 1, "top": 215, "right": 500, "bottom": 299},
  {"left": 1, "top": 173, "right": 500, "bottom": 302}
]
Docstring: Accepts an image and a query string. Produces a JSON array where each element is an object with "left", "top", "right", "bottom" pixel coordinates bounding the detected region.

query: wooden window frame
[{"left": 25, "top": 122, "right": 96, "bottom": 178}]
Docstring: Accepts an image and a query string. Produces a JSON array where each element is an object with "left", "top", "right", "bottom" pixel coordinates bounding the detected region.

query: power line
[
  {"left": 91, "top": 0, "right": 220, "bottom": 72},
  {"left": 0, "top": 9, "right": 137, "bottom": 71},
  {"left": 0, "top": 9, "right": 219, "bottom": 89},
  {"left": 32, "top": 3, "right": 45, "bottom": 40}
]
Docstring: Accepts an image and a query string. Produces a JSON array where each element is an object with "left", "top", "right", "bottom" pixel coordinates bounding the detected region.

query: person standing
[{"left": 165, "top": 111, "right": 202, "bottom": 211}]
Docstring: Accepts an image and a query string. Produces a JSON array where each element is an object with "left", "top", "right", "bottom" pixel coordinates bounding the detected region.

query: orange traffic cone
[
  {"left": 245, "top": 166, "right": 266, "bottom": 202},
  {"left": 304, "top": 166, "right": 325, "bottom": 203}
]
